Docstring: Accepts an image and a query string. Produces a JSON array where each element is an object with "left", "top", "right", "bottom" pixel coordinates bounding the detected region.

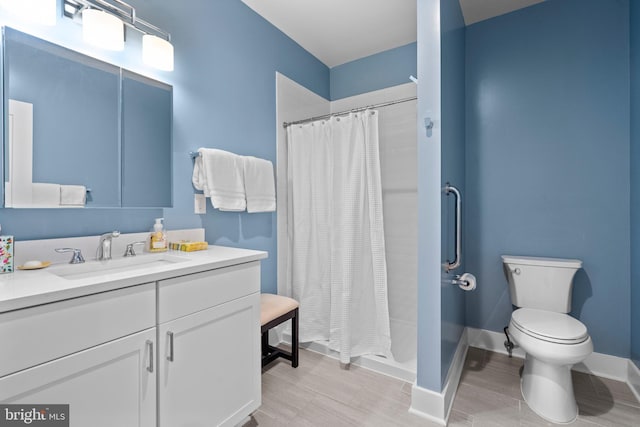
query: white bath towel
[
  {"left": 60, "top": 185, "right": 86, "bottom": 206},
  {"left": 31, "top": 183, "right": 61, "bottom": 207},
  {"left": 192, "top": 148, "right": 246, "bottom": 211},
  {"left": 243, "top": 156, "right": 276, "bottom": 213}
]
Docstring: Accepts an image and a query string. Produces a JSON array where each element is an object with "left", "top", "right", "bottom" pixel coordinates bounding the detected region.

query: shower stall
[{"left": 276, "top": 73, "right": 417, "bottom": 381}]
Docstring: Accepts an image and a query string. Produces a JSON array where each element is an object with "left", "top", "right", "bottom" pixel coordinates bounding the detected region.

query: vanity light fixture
[
  {"left": 0, "top": 0, "right": 57, "bottom": 26},
  {"left": 64, "top": 0, "right": 174, "bottom": 71}
]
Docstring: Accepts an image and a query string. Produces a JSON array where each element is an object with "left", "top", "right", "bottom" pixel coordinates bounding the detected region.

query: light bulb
[
  {"left": 82, "top": 9, "right": 124, "bottom": 51},
  {"left": 142, "top": 34, "right": 174, "bottom": 71},
  {"left": 0, "top": 0, "right": 57, "bottom": 25}
]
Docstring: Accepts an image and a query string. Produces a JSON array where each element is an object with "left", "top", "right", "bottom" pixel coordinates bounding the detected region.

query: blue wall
[
  {"left": 631, "top": 0, "right": 640, "bottom": 368},
  {"left": 465, "top": 0, "right": 631, "bottom": 357},
  {"left": 330, "top": 43, "right": 417, "bottom": 100},
  {"left": 0, "top": 0, "right": 329, "bottom": 295},
  {"left": 440, "top": 0, "right": 466, "bottom": 386},
  {"left": 130, "top": 0, "right": 329, "bottom": 294}
]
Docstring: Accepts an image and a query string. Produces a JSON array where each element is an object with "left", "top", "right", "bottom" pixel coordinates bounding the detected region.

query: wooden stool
[{"left": 260, "top": 294, "right": 299, "bottom": 368}]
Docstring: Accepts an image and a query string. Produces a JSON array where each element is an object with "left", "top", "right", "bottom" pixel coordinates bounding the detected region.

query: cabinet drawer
[
  {"left": 0, "top": 328, "right": 156, "bottom": 427},
  {"left": 158, "top": 261, "right": 260, "bottom": 323},
  {"left": 0, "top": 283, "right": 155, "bottom": 377}
]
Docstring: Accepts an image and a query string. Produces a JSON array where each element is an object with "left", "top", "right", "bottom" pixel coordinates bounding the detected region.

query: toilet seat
[{"left": 511, "top": 308, "right": 588, "bottom": 344}]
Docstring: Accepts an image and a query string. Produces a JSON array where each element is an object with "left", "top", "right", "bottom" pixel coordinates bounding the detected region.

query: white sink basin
[{"left": 50, "top": 254, "right": 189, "bottom": 280}]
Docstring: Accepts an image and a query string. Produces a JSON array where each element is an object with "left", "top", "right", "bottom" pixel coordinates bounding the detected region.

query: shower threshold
[{"left": 282, "top": 332, "right": 416, "bottom": 382}]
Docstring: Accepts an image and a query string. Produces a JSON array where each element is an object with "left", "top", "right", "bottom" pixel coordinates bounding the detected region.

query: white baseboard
[
  {"left": 628, "top": 360, "right": 640, "bottom": 403},
  {"left": 442, "top": 328, "right": 469, "bottom": 421},
  {"left": 409, "top": 329, "right": 468, "bottom": 425},
  {"left": 466, "top": 326, "right": 525, "bottom": 359},
  {"left": 574, "top": 352, "right": 629, "bottom": 382},
  {"left": 466, "top": 327, "right": 629, "bottom": 383},
  {"left": 235, "top": 416, "right": 251, "bottom": 427},
  {"left": 408, "top": 384, "right": 447, "bottom": 426}
]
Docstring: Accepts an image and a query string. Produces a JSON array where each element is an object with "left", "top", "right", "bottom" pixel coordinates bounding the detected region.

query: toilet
[{"left": 502, "top": 255, "right": 593, "bottom": 424}]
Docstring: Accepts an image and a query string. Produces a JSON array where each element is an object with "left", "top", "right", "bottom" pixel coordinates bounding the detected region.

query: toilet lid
[{"left": 511, "top": 308, "right": 589, "bottom": 344}]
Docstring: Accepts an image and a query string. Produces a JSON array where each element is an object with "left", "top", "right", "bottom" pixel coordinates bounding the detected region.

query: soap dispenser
[{"left": 149, "top": 218, "right": 168, "bottom": 252}]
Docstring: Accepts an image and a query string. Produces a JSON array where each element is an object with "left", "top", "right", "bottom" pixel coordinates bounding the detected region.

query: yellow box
[{"left": 169, "top": 241, "right": 208, "bottom": 252}]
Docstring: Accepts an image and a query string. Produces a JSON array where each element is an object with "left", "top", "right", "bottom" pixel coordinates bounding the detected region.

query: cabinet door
[
  {"left": 0, "top": 329, "right": 156, "bottom": 427},
  {"left": 159, "top": 293, "right": 260, "bottom": 427}
]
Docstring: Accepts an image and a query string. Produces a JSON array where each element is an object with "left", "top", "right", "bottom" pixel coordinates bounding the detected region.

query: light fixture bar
[
  {"left": 64, "top": 0, "right": 173, "bottom": 71},
  {"left": 135, "top": 17, "right": 171, "bottom": 42},
  {"left": 63, "top": 0, "right": 171, "bottom": 41},
  {"left": 90, "top": 0, "right": 133, "bottom": 21}
]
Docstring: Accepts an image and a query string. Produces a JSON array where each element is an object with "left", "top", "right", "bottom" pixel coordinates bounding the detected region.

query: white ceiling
[
  {"left": 241, "top": 0, "right": 545, "bottom": 68},
  {"left": 459, "top": 0, "right": 545, "bottom": 26},
  {"left": 241, "top": 0, "right": 416, "bottom": 68}
]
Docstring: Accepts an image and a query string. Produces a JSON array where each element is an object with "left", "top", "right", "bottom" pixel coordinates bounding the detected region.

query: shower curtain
[{"left": 286, "top": 110, "right": 392, "bottom": 363}]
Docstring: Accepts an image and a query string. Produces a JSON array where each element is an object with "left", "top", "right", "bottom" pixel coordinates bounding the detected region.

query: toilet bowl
[
  {"left": 502, "top": 255, "right": 592, "bottom": 424},
  {"left": 509, "top": 308, "right": 593, "bottom": 424}
]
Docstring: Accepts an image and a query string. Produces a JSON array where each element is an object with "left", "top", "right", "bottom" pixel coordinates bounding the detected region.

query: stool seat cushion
[{"left": 260, "top": 294, "right": 299, "bottom": 326}]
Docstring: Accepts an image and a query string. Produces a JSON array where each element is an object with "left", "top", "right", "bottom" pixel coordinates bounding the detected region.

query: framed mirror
[{"left": 2, "top": 27, "right": 173, "bottom": 209}]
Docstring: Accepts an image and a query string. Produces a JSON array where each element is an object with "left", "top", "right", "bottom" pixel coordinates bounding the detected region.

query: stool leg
[
  {"left": 262, "top": 331, "right": 269, "bottom": 357},
  {"left": 292, "top": 308, "right": 299, "bottom": 368}
]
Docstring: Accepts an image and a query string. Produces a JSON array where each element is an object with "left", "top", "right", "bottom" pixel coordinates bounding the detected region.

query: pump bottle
[{"left": 149, "top": 218, "right": 168, "bottom": 252}]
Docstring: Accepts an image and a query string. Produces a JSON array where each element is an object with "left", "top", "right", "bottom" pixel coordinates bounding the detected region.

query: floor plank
[{"left": 246, "top": 347, "right": 640, "bottom": 426}]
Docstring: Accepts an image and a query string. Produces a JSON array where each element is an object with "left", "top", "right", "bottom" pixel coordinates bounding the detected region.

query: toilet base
[{"left": 521, "top": 355, "right": 578, "bottom": 424}]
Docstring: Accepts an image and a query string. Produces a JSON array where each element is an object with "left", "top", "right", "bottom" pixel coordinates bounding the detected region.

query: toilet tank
[{"left": 502, "top": 255, "right": 582, "bottom": 313}]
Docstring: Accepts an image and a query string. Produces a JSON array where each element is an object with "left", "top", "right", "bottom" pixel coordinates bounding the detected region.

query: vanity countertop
[{"left": 0, "top": 245, "right": 267, "bottom": 313}]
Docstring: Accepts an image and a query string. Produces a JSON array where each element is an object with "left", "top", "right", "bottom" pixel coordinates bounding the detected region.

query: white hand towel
[
  {"left": 31, "top": 183, "right": 61, "bottom": 207},
  {"left": 192, "top": 148, "right": 246, "bottom": 211},
  {"left": 243, "top": 156, "right": 276, "bottom": 213},
  {"left": 60, "top": 185, "right": 87, "bottom": 206}
]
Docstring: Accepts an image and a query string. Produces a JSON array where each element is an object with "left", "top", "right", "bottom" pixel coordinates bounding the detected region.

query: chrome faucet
[{"left": 96, "top": 231, "right": 120, "bottom": 261}]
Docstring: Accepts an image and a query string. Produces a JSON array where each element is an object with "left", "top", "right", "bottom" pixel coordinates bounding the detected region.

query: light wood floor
[{"left": 244, "top": 347, "right": 640, "bottom": 426}]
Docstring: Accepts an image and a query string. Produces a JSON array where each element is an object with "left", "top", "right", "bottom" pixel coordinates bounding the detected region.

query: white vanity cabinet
[
  {"left": 0, "top": 283, "right": 157, "bottom": 427},
  {"left": 0, "top": 245, "right": 265, "bottom": 427},
  {"left": 157, "top": 261, "right": 261, "bottom": 427}
]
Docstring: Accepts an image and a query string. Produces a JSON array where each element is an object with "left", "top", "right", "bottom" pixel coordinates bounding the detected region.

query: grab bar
[{"left": 444, "top": 183, "right": 461, "bottom": 272}]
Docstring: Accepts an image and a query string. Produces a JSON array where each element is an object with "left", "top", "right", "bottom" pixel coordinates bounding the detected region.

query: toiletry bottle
[{"left": 149, "top": 218, "right": 168, "bottom": 252}]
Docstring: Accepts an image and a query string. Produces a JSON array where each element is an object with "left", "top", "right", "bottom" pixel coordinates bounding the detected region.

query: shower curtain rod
[{"left": 282, "top": 96, "right": 417, "bottom": 128}]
